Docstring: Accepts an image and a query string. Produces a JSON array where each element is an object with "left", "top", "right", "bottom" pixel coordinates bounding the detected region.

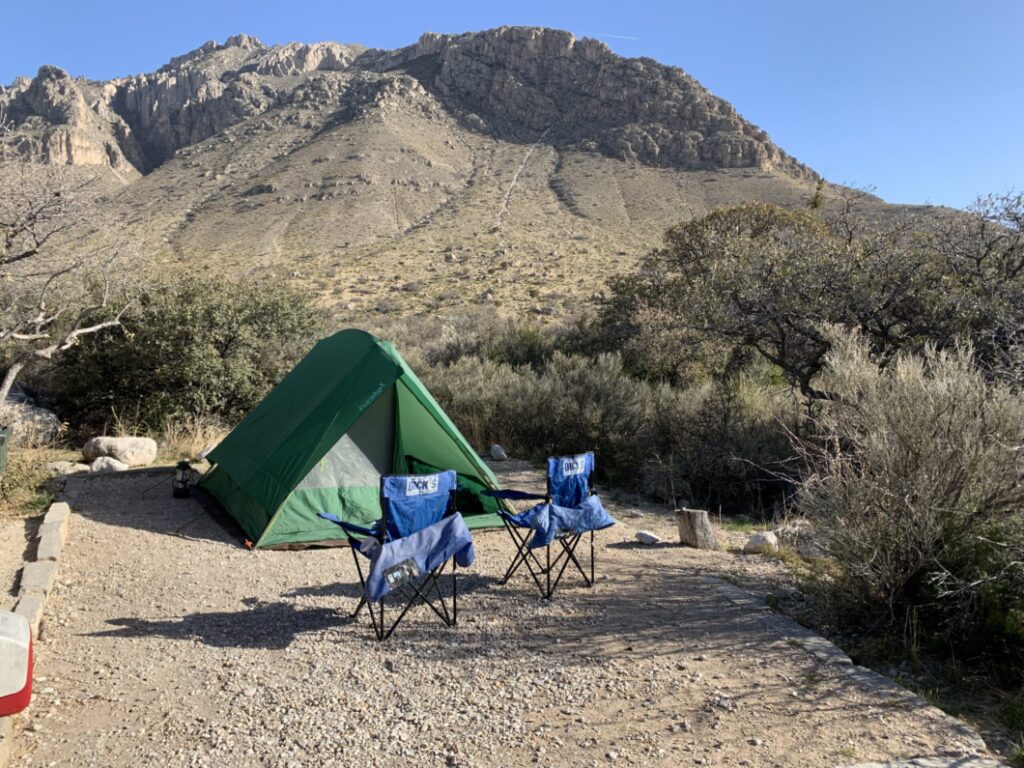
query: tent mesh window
[{"left": 293, "top": 387, "right": 395, "bottom": 491}]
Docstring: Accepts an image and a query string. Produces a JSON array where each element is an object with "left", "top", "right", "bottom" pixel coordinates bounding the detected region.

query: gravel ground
[{"left": 9, "top": 463, "right": 995, "bottom": 767}]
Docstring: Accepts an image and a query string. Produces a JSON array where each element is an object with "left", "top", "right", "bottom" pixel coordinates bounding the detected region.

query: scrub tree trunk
[{"left": 1, "top": 116, "right": 136, "bottom": 411}]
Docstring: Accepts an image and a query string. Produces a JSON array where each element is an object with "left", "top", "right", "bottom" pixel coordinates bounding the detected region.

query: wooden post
[{"left": 675, "top": 508, "right": 719, "bottom": 550}]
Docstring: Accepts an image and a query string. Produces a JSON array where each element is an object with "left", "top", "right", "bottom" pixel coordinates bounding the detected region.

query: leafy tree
[
  {"left": 53, "top": 277, "right": 326, "bottom": 429},
  {"left": 603, "top": 196, "right": 1024, "bottom": 399}
]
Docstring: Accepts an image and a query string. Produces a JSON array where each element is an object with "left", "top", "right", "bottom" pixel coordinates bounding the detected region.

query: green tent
[{"left": 200, "top": 329, "right": 506, "bottom": 548}]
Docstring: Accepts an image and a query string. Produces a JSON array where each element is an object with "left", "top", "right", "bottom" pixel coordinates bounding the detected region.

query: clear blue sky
[{"left": 3, "top": 0, "right": 1020, "bottom": 210}]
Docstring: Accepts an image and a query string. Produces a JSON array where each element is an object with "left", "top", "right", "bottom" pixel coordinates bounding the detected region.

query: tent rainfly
[{"left": 200, "top": 329, "right": 506, "bottom": 548}]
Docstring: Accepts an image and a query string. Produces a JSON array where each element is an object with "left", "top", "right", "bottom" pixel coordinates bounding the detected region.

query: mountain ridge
[
  {"left": 1, "top": 27, "right": 815, "bottom": 179},
  {"left": 1, "top": 27, "right": 914, "bottom": 321}
]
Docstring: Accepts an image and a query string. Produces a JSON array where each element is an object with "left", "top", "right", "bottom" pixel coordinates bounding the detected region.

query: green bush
[
  {"left": 795, "top": 329, "right": 1024, "bottom": 665},
  {"left": 423, "top": 350, "right": 797, "bottom": 511},
  {"left": 53, "top": 277, "right": 326, "bottom": 430},
  {"left": 601, "top": 195, "right": 1024, "bottom": 398},
  {"left": 647, "top": 372, "right": 800, "bottom": 512}
]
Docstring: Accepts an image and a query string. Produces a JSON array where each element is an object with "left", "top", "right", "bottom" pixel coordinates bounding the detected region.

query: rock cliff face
[
  {"left": 0, "top": 66, "right": 143, "bottom": 174},
  {"left": 0, "top": 27, "right": 814, "bottom": 179},
  {"left": 372, "top": 28, "right": 808, "bottom": 175}
]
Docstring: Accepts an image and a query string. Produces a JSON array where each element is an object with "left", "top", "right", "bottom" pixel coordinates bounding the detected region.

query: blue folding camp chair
[
  {"left": 484, "top": 452, "right": 615, "bottom": 599},
  {"left": 318, "top": 470, "right": 475, "bottom": 641}
]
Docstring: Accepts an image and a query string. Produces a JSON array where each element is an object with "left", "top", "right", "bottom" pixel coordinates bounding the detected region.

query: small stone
[
  {"left": 243, "top": 687, "right": 257, "bottom": 697},
  {"left": 46, "top": 461, "right": 89, "bottom": 475},
  {"left": 90, "top": 456, "right": 130, "bottom": 473},
  {"left": 635, "top": 530, "right": 661, "bottom": 546},
  {"left": 743, "top": 531, "right": 779, "bottom": 554}
]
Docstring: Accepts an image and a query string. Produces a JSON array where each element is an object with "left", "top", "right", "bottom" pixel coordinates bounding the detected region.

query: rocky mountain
[{"left": 0, "top": 27, "right": 905, "bottom": 318}]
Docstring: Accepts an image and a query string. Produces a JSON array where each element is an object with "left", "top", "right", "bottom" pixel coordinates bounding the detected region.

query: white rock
[
  {"left": 635, "top": 530, "right": 661, "bottom": 546},
  {"left": 743, "top": 531, "right": 779, "bottom": 554},
  {"left": 46, "top": 461, "right": 89, "bottom": 475},
  {"left": 0, "top": 402, "right": 62, "bottom": 445},
  {"left": 83, "top": 436, "right": 158, "bottom": 467},
  {"left": 489, "top": 444, "right": 508, "bottom": 461},
  {"left": 90, "top": 456, "right": 130, "bottom": 473}
]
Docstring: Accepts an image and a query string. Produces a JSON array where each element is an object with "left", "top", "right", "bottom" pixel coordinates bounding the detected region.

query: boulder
[
  {"left": 89, "top": 456, "right": 130, "bottom": 473},
  {"left": 635, "top": 530, "right": 661, "bottom": 546},
  {"left": 743, "top": 531, "right": 779, "bottom": 554},
  {"left": 82, "top": 436, "right": 157, "bottom": 467},
  {"left": 489, "top": 444, "right": 508, "bottom": 461},
  {"left": 0, "top": 402, "right": 62, "bottom": 446}
]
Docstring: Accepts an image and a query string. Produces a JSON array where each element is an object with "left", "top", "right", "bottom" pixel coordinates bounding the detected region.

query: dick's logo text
[
  {"left": 561, "top": 456, "right": 587, "bottom": 476},
  {"left": 406, "top": 476, "right": 440, "bottom": 496}
]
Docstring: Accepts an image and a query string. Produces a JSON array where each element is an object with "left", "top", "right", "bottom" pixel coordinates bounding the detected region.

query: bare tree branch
[{"left": 0, "top": 113, "right": 139, "bottom": 405}]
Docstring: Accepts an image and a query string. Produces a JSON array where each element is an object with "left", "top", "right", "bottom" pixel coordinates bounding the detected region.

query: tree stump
[{"left": 675, "top": 508, "right": 719, "bottom": 550}]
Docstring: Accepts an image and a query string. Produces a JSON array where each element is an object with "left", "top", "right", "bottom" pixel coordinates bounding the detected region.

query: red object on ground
[{"left": 0, "top": 611, "right": 33, "bottom": 716}]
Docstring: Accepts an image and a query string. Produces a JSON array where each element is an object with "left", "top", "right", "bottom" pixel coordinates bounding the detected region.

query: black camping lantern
[{"left": 172, "top": 461, "right": 192, "bottom": 498}]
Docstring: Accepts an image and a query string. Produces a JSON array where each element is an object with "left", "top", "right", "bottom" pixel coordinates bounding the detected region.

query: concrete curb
[
  {"left": 704, "top": 576, "right": 1006, "bottom": 766},
  {"left": 3, "top": 499, "right": 74, "bottom": 768}
]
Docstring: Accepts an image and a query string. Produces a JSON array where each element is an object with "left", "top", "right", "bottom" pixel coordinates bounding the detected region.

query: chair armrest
[{"left": 317, "top": 512, "right": 379, "bottom": 539}]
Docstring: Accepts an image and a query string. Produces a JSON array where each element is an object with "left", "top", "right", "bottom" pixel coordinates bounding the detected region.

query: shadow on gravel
[
  {"left": 605, "top": 540, "right": 682, "bottom": 551},
  {"left": 89, "top": 600, "right": 351, "bottom": 649},
  {"left": 285, "top": 573, "right": 503, "bottom": 601},
  {"left": 68, "top": 476, "right": 249, "bottom": 546}
]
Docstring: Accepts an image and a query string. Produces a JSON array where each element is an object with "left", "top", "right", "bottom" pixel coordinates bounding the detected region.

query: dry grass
[
  {"left": 105, "top": 408, "right": 227, "bottom": 464},
  {"left": 155, "top": 415, "right": 227, "bottom": 464},
  {"left": 0, "top": 446, "right": 76, "bottom": 518}
]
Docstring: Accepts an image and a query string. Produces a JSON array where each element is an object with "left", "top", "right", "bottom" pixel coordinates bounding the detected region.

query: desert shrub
[
  {"left": 420, "top": 357, "right": 526, "bottom": 449},
  {"left": 795, "top": 329, "right": 1024, "bottom": 666},
  {"left": 52, "top": 277, "right": 326, "bottom": 430},
  {"left": 152, "top": 413, "right": 229, "bottom": 463},
  {"left": 506, "top": 352, "right": 655, "bottom": 484},
  {"left": 425, "top": 349, "right": 797, "bottom": 510},
  {"left": 647, "top": 373, "right": 800, "bottom": 512}
]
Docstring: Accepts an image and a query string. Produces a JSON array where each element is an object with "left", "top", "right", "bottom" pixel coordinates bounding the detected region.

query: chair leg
[
  {"left": 427, "top": 567, "right": 452, "bottom": 626},
  {"left": 502, "top": 518, "right": 547, "bottom": 597},
  {"left": 565, "top": 533, "right": 592, "bottom": 585},
  {"left": 351, "top": 596, "right": 366, "bottom": 618},
  {"left": 378, "top": 564, "right": 453, "bottom": 639},
  {"left": 452, "top": 558, "right": 458, "bottom": 626},
  {"left": 549, "top": 534, "right": 583, "bottom": 595},
  {"left": 590, "top": 528, "right": 595, "bottom": 587},
  {"left": 545, "top": 544, "right": 552, "bottom": 599},
  {"left": 500, "top": 519, "right": 533, "bottom": 582},
  {"left": 347, "top": 537, "right": 370, "bottom": 618},
  {"left": 366, "top": 595, "right": 385, "bottom": 641}
]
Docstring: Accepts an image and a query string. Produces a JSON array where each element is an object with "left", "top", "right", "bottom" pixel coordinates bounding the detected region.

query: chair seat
[
  {"left": 365, "top": 513, "right": 475, "bottom": 602},
  {"left": 491, "top": 452, "right": 615, "bottom": 599},
  {"left": 502, "top": 497, "right": 614, "bottom": 549},
  {"left": 316, "top": 469, "right": 468, "bottom": 640}
]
